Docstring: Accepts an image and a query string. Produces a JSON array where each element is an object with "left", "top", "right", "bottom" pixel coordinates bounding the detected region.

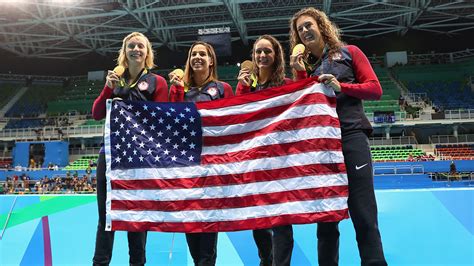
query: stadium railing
[
  {"left": 369, "top": 136, "right": 417, "bottom": 146},
  {"left": 444, "top": 109, "right": 474, "bottom": 120},
  {"left": 0, "top": 125, "right": 103, "bottom": 141},
  {"left": 430, "top": 134, "right": 474, "bottom": 144},
  {"left": 374, "top": 164, "right": 424, "bottom": 175},
  {"left": 69, "top": 147, "right": 101, "bottom": 155}
]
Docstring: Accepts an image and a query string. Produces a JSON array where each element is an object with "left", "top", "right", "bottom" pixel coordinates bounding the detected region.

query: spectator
[
  {"left": 86, "top": 166, "right": 92, "bottom": 177},
  {"left": 29, "top": 158, "right": 35, "bottom": 170},
  {"left": 13, "top": 174, "right": 18, "bottom": 187},
  {"left": 449, "top": 160, "right": 460, "bottom": 181},
  {"left": 398, "top": 94, "right": 407, "bottom": 110},
  {"left": 450, "top": 160, "right": 457, "bottom": 174},
  {"left": 6, "top": 175, "right": 11, "bottom": 187}
]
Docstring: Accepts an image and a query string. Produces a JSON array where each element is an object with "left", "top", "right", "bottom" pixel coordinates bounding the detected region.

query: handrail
[
  {"left": 0, "top": 125, "right": 104, "bottom": 141},
  {"left": 373, "top": 164, "right": 424, "bottom": 175},
  {"left": 444, "top": 109, "right": 474, "bottom": 120},
  {"left": 430, "top": 134, "right": 474, "bottom": 144},
  {"left": 369, "top": 136, "right": 417, "bottom": 146}
]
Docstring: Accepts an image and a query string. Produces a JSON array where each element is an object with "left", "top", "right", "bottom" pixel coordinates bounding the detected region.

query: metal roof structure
[{"left": 1, "top": 0, "right": 474, "bottom": 59}]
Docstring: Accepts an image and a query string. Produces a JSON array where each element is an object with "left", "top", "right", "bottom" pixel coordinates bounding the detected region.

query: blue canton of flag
[{"left": 108, "top": 100, "right": 202, "bottom": 169}]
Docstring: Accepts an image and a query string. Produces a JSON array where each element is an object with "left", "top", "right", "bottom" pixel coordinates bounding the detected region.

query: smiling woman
[
  {"left": 90, "top": 31, "right": 169, "bottom": 265},
  {"left": 168, "top": 41, "right": 233, "bottom": 266},
  {"left": 289, "top": 7, "right": 387, "bottom": 266},
  {"left": 168, "top": 41, "right": 233, "bottom": 103},
  {"left": 235, "top": 35, "right": 295, "bottom": 266},
  {"left": 236, "top": 35, "right": 290, "bottom": 95}
]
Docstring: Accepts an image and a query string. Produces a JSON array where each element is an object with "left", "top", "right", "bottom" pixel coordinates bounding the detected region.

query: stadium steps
[
  {"left": 0, "top": 87, "right": 18, "bottom": 116},
  {"left": 69, "top": 117, "right": 88, "bottom": 127},
  {"left": 64, "top": 155, "right": 99, "bottom": 170},
  {"left": 419, "top": 144, "right": 436, "bottom": 156},
  {"left": 0, "top": 119, "right": 7, "bottom": 131},
  {"left": 0, "top": 86, "right": 29, "bottom": 115},
  {"left": 364, "top": 67, "right": 407, "bottom": 121}
]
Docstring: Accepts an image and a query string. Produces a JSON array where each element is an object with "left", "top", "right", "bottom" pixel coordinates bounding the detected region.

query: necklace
[{"left": 304, "top": 46, "right": 327, "bottom": 76}]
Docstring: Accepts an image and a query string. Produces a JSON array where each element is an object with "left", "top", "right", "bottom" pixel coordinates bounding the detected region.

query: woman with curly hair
[{"left": 289, "top": 7, "right": 387, "bottom": 266}]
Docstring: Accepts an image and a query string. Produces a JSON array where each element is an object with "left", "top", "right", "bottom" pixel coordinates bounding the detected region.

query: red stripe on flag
[
  {"left": 196, "top": 77, "right": 320, "bottom": 110},
  {"left": 111, "top": 163, "right": 346, "bottom": 190},
  {"left": 111, "top": 209, "right": 349, "bottom": 232},
  {"left": 203, "top": 115, "right": 340, "bottom": 146},
  {"left": 201, "top": 92, "right": 336, "bottom": 127},
  {"left": 202, "top": 138, "right": 341, "bottom": 164},
  {"left": 111, "top": 186, "right": 348, "bottom": 211}
]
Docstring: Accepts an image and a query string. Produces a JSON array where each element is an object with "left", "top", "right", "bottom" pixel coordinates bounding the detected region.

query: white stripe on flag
[
  {"left": 110, "top": 197, "right": 348, "bottom": 223},
  {"left": 202, "top": 126, "right": 340, "bottom": 155},
  {"left": 198, "top": 83, "right": 333, "bottom": 117},
  {"left": 110, "top": 173, "right": 348, "bottom": 201},
  {"left": 109, "top": 150, "right": 344, "bottom": 180},
  {"left": 202, "top": 104, "right": 337, "bottom": 136}
]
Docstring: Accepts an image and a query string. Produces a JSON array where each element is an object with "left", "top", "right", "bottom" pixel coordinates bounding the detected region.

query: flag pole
[
  {"left": 168, "top": 233, "right": 176, "bottom": 266},
  {"left": 0, "top": 195, "right": 18, "bottom": 240}
]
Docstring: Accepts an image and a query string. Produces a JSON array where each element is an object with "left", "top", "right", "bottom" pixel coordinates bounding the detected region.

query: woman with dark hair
[
  {"left": 236, "top": 35, "right": 290, "bottom": 94},
  {"left": 169, "top": 41, "right": 233, "bottom": 266},
  {"left": 289, "top": 7, "right": 387, "bottom": 266},
  {"left": 91, "top": 32, "right": 168, "bottom": 266},
  {"left": 236, "top": 34, "right": 294, "bottom": 266},
  {"left": 169, "top": 41, "right": 233, "bottom": 103}
]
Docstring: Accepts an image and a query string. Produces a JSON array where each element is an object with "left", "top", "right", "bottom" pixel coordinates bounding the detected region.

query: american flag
[{"left": 104, "top": 77, "right": 348, "bottom": 233}]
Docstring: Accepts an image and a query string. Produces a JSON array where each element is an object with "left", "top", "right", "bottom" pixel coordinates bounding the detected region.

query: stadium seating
[
  {"left": 217, "top": 65, "right": 239, "bottom": 89},
  {"left": 435, "top": 144, "right": 474, "bottom": 160},
  {"left": 393, "top": 59, "right": 474, "bottom": 110},
  {"left": 406, "top": 81, "right": 474, "bottom": 110},
  {"left": 371, "top": 145, "right": 426, "bottom": 162},
  {"left": 367, "top": 67, "right": 403, "bottom": 118},
  {"left": 47, "top": 80, "right": 101, "bottom": 115},
  {"left": 4, "top": 118, "right": 44, "bottom": 129},
  {"left": 5, "top": 84, "right": 63, "bottom": 117},
  {"left": 64, "top": 155, "right": 99, "bottom": 170},
  {"left": 81, "top": 119, "right": 105, "bottom": 126},
  {"left": 0, "top": 86, "right": 18, "bottom": 109},
  {"left": 0, "top": 157, "right": 12, "bottom": 168}
]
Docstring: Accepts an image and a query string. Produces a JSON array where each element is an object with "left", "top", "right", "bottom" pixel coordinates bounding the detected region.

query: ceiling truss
[{"left": 0, "top": 0, "right": 473, "bottom": 59}]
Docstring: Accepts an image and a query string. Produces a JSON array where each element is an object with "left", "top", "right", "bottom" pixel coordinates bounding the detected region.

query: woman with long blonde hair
[{"left": 92, "top": 32, "right": 168, "bottom": 265}]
